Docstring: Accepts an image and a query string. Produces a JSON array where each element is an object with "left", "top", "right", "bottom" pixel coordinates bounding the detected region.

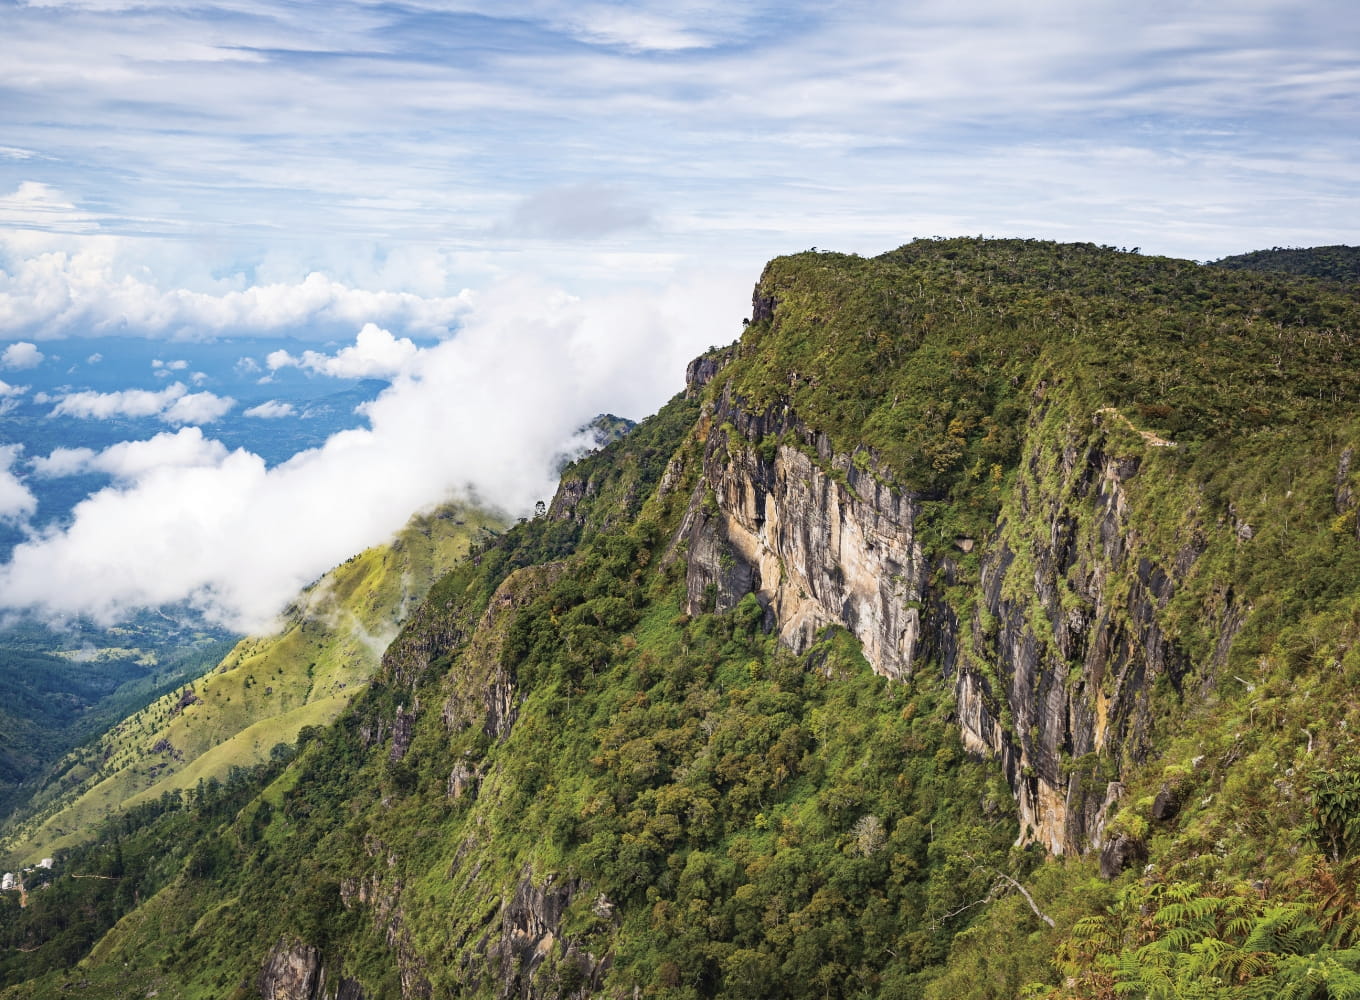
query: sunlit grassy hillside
[{"left": 1, "top": 502, "right": 503, "bottom": 866}]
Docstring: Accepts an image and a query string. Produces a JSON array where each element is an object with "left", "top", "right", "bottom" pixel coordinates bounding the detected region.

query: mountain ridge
[{"left": 3, "top": 238, "right": 1360, "bottom": 999}]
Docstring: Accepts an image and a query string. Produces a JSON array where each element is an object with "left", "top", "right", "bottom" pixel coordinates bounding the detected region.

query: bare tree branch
[{"left": 989, "top": 871, "right": 1056, "bottom": 928}]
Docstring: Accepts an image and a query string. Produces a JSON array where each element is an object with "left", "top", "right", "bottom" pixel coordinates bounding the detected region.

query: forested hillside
[
  {"left": 1213, "top": 244, "right": 1360, "bottom": 282},
  {"left": 3, "top": 239, "right": 1359, "bottom": 1000}
]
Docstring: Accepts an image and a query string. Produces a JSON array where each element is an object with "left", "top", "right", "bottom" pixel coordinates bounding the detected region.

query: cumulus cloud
[
  {"left": 50, "top": 382, "right": 235, "bottom": 424},
  {"left": 0, "top": 379, "right": 26, "bottom": 397},
  {"left": 0, "top": 270, "right": 748, "bottom": 630},
  {"left": 30, "top": 447, "right": 99, "bottom": 478},
  {"left": 98, "top": 429, "right": 230, "bottom": 479},
  {"left": 162, "top": 390, "right": 235, "bottom": 425},
  {"left": 0, "top": 446, "right": 38, "bottom": 524},
  {"left": 267, "top": 323, "right": 423, "bottom": 380},
  {"left": 32, "top": 428, "right": 229, "bottom": 481},
  {"left": 2, "top": 342, "right": 45, "bottom": 370},
  {"left": 0, "top": 221, "right": 477, "bottom": 340},
  {"left": 243, "top": 400, "right": 295, "bottom": 419}
]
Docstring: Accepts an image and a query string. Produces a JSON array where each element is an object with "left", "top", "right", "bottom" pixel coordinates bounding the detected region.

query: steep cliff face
[
  {"left": 952, "top": 411, "right": 1228, "bottom": 855},
  {"left": 259, "top": 939, "right": 365, "bottom": 1000},
  {"left": 675, "top": 384, "right": 927, "bottom": 681},
  {"left": 676, "top": 327, "right": 1240, "bottom": 856},
  {"left": 13, "top": 240, "right": 1358, "bottom": 1000}
]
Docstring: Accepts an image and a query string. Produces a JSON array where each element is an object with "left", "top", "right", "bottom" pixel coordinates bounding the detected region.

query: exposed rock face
[
  {"left": 258, "top": 939, "right": 365, "bottom": 1000},
  {"left": 676, "top": 386, "right": 927, "bottom": 680},
  {"left": 684, "top": 347, "right": 736, "bottom": 400},
  {"left": 447, "top": 759, "right": 479, "bottom": 800},
  {"left": 442, "top": 564, "right": 564, "bottom": 743},
  {"left": 677, "top": 355, "right": 1244, "bottom": 855},
  {"left": 381, "top": 598, "right": 469, "bottom": 693},
  {"left": 490, "top": 871, "right": 609, "bottom": 999},
  {"left": 388, "top": 704, "right": 416, "bottom": 762},
  {"left": 1099, "top": 834, "right": 1149, "bottom": 879},
  {"left": 1151, "top": 784, "right": 1181, "bottom": 822}
]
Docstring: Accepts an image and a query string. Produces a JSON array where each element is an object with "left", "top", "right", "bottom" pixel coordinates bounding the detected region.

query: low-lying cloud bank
[{"left": 0, "top": 271, "right": 747, "bottom": 631}]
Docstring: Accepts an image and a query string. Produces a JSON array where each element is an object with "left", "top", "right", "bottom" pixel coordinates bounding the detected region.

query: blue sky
[
  {"left": 0, "top": 0, "right": 1356, "bottom": 629},
  {"left": 3, "top": 0, "right": 1356, "bottom": 306}
]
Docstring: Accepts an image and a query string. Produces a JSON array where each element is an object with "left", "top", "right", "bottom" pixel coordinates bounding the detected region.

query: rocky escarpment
[
  {"left": 677, "top": 351, "right": 1241, "bottom": 856},
  {"left": 674, "top": 384, "right": 927, "bottom": 680},
  {"left": 487, "top": 870, "right": 611, "bottom": 999},
  {"left": 949, "top": 408, "right": 1244, "bottom": 854},
  {"left": 259, "top": 939, "right": 365, "bottom": 1000},
  {"left": 440, "top": 563, "right": 567, "bottom": 743}
]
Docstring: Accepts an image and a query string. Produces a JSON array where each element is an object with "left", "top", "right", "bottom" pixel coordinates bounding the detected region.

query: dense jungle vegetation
[{"left": 1, "top": 239, "right": 1358, "bottom": 999}]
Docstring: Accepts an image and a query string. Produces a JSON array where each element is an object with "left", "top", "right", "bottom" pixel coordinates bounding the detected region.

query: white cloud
[
  {"left": 0, "top": 446, "right": 37, "bottom": 524},
  {"left": 87, "top": 352, "right": 103, "bottom": 364},
  {"left": 0, "top": 270, "right": 748, "bottom": 630},
  {"left": 270, "top": 323, "right": 423, "bottom": 380},
  {"left": 51, "top": 384, "right": 186, "bottom": 420},
  {"left": 504, "top": 184, "right": 654, "bottom": 239},
  {"left": 0, "top": 379, "right": 26, "bottom": 397},
  {"left": 265, "top": 349, "right": 295, "bottom": 371},
  {"left": 162, "top": 390, "right": 235, "bottom": 425},
  {"left": 30, "top": 446, "right": 99, "bottom": 478},
  {"left": 31, "top": 428, "right": 228, "bottom": 481},
  {"left": 49, "top": 382, "right": 235, "bottom": 424},
  {"left": 152, "top": 358, "right": 189, "bottom": 370},
  {"left": 0, "top": 221, "right": 478, "bottom": 340},
  {"left": 243, "top": 400, "right": 296, "bottom": 419},
  {"left": 2, "top": 342, "right": 45, "bottom": 370},
  {"left": 0, "top": 181, "right": 100, "bottom": 234},
  {"left": 0, "top": 2, "right": 1354, "bottom": 274}
]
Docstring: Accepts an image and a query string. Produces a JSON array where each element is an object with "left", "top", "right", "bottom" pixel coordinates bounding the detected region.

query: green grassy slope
[{"left": 0, "top": 502, "right": 502, "bottom": 867}]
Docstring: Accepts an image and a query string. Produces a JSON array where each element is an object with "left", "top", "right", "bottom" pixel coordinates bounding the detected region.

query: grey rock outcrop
[
  {"left": 675, "top": 388, "right": 927, "bottom": 680},
  {"left": 259, "top": 939, "right": 365, "bottom": 1000},
  {"left": 487, "top": 870, "right": 609, "bottom": 999},
  {"left": 1099, "top": 833, "right": 1149, "bottom": 879},
  {"left": 676, "top": 359, "right": 1244, "bottom": 856}
]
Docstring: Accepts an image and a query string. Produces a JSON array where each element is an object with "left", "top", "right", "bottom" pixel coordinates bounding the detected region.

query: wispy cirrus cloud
[{"left": 0, "top": 1, "right": 1354, "bottom": 265}]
